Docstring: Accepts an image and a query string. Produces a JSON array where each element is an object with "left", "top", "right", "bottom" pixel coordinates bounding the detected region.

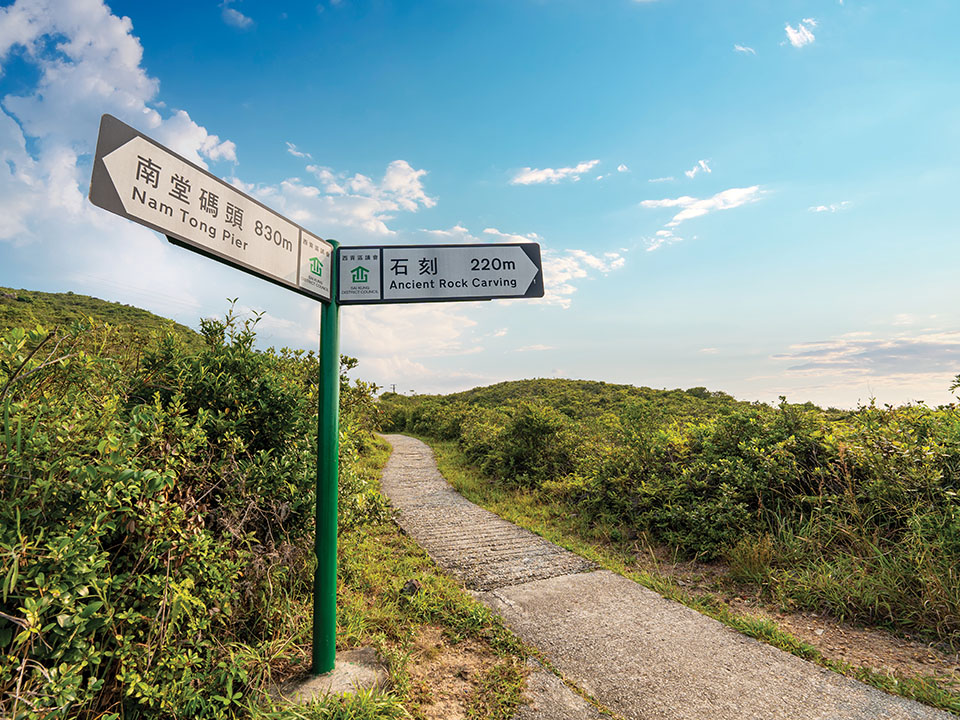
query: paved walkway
[{"left": 379, "top": 434, "right": 954, "bottom": 720}]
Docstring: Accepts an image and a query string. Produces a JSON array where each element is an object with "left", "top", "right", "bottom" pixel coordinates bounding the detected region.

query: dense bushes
[
  {"left": 0, "top": 309, "right": 385, "bottom": 718},
  {"left": 382, "top": 382, "right": 960, "bottom": 642}
]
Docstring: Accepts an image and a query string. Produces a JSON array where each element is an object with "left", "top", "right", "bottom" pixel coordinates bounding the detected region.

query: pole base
[{"left": 269, "top": 648, "right": 388, "bottom": 705}]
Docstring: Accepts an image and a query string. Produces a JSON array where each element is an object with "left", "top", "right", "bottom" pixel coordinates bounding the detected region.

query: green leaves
[{"left": 1, "top": 304, "right": 385, "bottom": 718}]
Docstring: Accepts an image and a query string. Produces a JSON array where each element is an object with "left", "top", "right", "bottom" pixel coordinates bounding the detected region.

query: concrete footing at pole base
[{"left": 270, "top": 648, "right": 388, "bottom": 705}]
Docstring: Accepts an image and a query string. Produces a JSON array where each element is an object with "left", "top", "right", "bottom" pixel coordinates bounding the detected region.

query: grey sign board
[
  {"left": 89, "top": 114, "right": 333, "bottom": 303},
  {"left": 338, "top": 243, "right": 544, "bottom": 305}
]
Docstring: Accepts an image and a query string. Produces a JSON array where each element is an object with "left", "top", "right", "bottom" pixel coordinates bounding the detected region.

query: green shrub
[
  {"left": 484, "top": 403, "right": 576, "bottom": 488},
  {"left": 0, "top": 308, "right": 385, "bottom": 718}
]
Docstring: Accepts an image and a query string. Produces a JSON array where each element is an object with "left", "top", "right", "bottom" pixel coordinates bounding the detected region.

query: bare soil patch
[{"left": 407, "top": 626, "right": 501, "bottom": 720}]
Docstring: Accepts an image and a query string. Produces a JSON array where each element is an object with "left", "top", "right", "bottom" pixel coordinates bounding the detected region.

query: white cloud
[
  {"left": 808, "top": 201, "right": 850, "bottom": 213},
  {"left": 0, "top": 0, "right": 239, "bottom": 252},
  {"left": 286, "top": 142, "right": 312, "bottom": 159},
  {"left": 483, "top": 227, "right": 542, "bottom": 244},
  {"left": 648, "top": 176, "right": 674, "bottom": 183},
  {"left": 270, "top": 159, "right": 435, "bottom": 236},
  {"left": 617, "top": 163, "right": 630, "bottom": 173},
  {"left": 734, "top": 44, "right": 757, "bottom": 55},
  {"left": 642, "top": 186, "right": 762, "bottom": 229},
  {"left": 684, "top": 159, "right": 711, "bottom": 179},
  {"left": 221, "top": 1, "right": 254, "bottom": 29},
  {"left": 153, "top": 109, "right": 237, "bottom": 167},
  {"left": 772, "top": 329, "right": 960, "bottom": 384},
  {"left": 516, "top": 344, "right": 554, "bottom": 352},
  {"left": 510, "top": 159, "right": 600, "bottom": 185},
  {"left": 538, "top": 247, "right": 625, "bottom": 308},
  {"left": 381, "top": 160, "right": 436, "bottom": 211},
  {"left": 642, "top": 186, "right": 762, "bottom": 251},
  {"left": 646, "top": 228, "right": 683, "bottom": 252},
  {"left": 785, "top": 19, "right": 816, "bottom": 48},
  {"left": 419, "top": 223, "right": 470, "bottom": 238},
  {"left": 568, "top": 248, "right": 625, "bottom": 272},
  {"left": 1, "top": 0, "right": 161, "bottom": 147}
]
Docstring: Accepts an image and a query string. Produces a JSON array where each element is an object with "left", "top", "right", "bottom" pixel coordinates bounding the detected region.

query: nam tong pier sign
[{"left": 89, "top": 114, "right": 333, "bottom": 302}]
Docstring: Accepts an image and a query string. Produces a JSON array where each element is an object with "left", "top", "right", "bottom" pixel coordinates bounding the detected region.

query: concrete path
[{"left": 379, "top": 434, "right": 954, "bottom": 720}]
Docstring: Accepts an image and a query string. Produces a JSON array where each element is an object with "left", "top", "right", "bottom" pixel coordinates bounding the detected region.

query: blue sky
[{"left": 1, "top": 0, "right": 959, "bottom": 407}]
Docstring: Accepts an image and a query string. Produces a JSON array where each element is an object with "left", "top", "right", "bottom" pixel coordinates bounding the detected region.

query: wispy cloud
[
  {"left": 785, "top": 18, "right": 816, "bottom": 48},
  {"left": 516, "top": 344, "right": 555, "bottom": 352},
  {"left": 684, "top": 159, "right": 712, "bottom": 179},
  {"left": 221, "top": 0, "right": 254, "bottom": 29},
  {"left": 642, "top": 186, "right": 762, "bottom": 251},
  {"left": 286, "top": 142, "right": 312, "bottom": 159},
  {"left": 510, "top": 160, "right": 600, "bottom": 185},
  {"left": 648, "top": 176, "right": 674, "bottom": 183},
  {"left": 646, "top": 229, "right": 683, "bottom": 252},
  {"left": 483, "top": 227, "right": 542, "bottom": 244},
  {"left": 773, "top": 329, "right": 960, "bottom": 378},
  {"left": 809, "top": 201, "right": 850, "bottom": 213},
  {"left": 642, "top": 186, "right": 762, "bottom": 228},
  {"left": 734, "top": 44, "right": 757, "bottom": 55},
  {"left": 617, "top": 163, "right": 630, "bottom": 173}
]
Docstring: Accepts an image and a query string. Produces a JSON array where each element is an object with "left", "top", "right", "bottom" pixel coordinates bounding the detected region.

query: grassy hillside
[
  {"left": 432, "top": 377, "right": 758, "bottom": 422},
  {"left": 0, "top": 286, "right": 201, "bottom": 348}
]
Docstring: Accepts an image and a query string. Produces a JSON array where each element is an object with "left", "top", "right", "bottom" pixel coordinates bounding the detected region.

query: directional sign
[
  {"left": 337, "top": 243, "right": 544, "bottom": 305},
  {"left": 89, "top": 114, "right": 333, "bottom": 302}
]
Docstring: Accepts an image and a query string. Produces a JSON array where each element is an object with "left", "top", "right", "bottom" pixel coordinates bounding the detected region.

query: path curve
[{"left": 379, "top": 434, "right": 953, "bottom": 720}]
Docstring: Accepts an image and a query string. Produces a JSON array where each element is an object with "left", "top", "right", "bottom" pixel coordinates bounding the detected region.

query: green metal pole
[{"left": 313, "top": 240, "right": 340, "bottom": 675}]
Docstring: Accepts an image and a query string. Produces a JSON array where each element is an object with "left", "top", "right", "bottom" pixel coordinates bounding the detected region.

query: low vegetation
[
  {"left": 0, "top": 287, "right": 202, "bottom": 351},
  {"left": 0, "top": 293, "right": 527, "bottom": 719}
]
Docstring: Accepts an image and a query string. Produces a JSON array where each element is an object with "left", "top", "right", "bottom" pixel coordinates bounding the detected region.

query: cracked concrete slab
[
  {"left": 515, "top": 659, "right": 607, "bottom": 720},
  {"left": 478, "top": 571, "right": 950, "bottom": 720}
]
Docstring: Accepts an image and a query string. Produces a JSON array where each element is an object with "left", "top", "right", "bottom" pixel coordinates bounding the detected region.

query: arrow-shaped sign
[
  {"left": 337, "top": 243, "right": 544, "bottom": 304},
  {"left": 89, "top": 114, "right": 333, "bottom": 302}
]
